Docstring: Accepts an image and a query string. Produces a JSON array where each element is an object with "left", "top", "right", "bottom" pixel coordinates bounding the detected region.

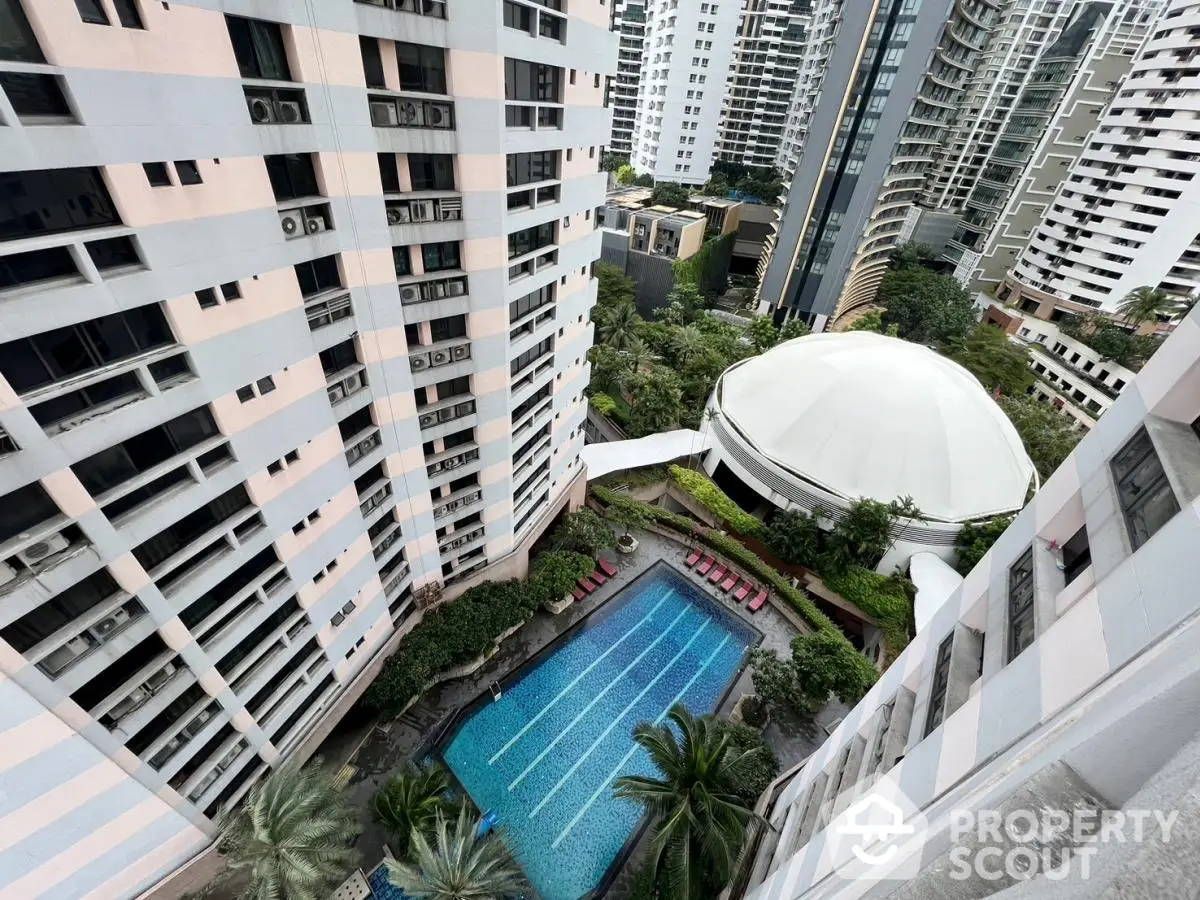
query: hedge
[
  {"left": 592, "top": 486, "right": 855, "bottom": 649},
  {"left": 668, "top": 465, "right": 767, "bottom": 539},
  {"left": 821, "top": 567, "right": 914, "bottom": 665}
]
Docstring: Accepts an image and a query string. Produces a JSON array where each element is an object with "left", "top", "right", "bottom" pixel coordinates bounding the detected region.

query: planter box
[
  {"left": 730, "top": 693, "right": 770, "bottom": 731},
  {"left": 543, "top": 593, "right": 574, "bottom": 615},
  {"left": 616, "top": 535, "right": 639, "bottom": 554}
]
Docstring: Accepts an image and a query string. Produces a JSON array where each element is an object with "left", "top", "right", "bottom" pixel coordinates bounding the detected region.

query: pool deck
[{"left": 315, "top": 528, "right": 850, "bottom": 894}]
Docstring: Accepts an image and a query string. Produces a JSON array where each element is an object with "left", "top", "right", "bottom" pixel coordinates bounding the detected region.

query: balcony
[
  {"left": 354, "top": 0, "right": 446, "bottom": 17},
  {"left": 369, "top": 96, "right": 455, "bottom": 130},
  {"left": 398, "top": 274, "right": 468, "bottom": 306},
  {"left": 439, "top": 526, "right": 485, "bottom": 557},
  {"left": 344, "top": 427, "right": 383, "bottom": 469},
  {"left": 326, "top": 366, "right": 369, "bottom": 406},
  {"left": 371, "top": 520, "right": 404, "bottom": 562},
  {"left": 433, "top": 487, "right": 483, "bottom": 520},
  {"left": 417, "top": 398, "right": 476, "bottom": 431},
  {"left": 386, "top": 195, "right": 462, "bottom": 226},
  {"left": 410, "top": 341, "right": 472, "bottom": 374},
  {"left": 244, "top": 87, "right": 310, "bottom": 125},
  {"left": 278, "top": 202, "right": 333, "bottom": 242},
  {"left": 426, "top": 447, "right": 480, "bottom": 479},
  {"left": 305, "top": 290, "right": 353, "bottom": 332},
  {"left": 358, "top": 480, "right": 393, "bottom": 518}
]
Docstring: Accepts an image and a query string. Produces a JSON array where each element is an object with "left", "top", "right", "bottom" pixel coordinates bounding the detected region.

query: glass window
[
  {"left": 1, "top": 568, "right": 121, "bottom": 653},
  {"left": 144, "top": 162, "right": 172, "bottom": 187},
  {"left": 0, "top": 167, "right": 119, "bottom": 241},
  {"left": 174, "top": 161, "right": 202, "bottom": 185},
  {"left": 923, "top": 632, "right": 954, "bottom": 736},
  {"left": 507, "top": 222, "right": 555, "bottom": 259},
  {"left": 422, "top": 242, "right": 460, "bottom": 272},
  {"left": 396, "top": 42, "right": 447, "bottom": 94},
  {"left": 505, "top": 58, "right": 561, "bottom": 102},
  {"left": 133, "top": 485, "right": 251, "bottom": 572},
  {"left": 0, "top": 0, "right": 44, "bottom": 62},
  {"left": 86, "top": 236, "right": 140, "bottom": 271},
  {"left": 359, "top": 35, "right": 386, "bottom": 88},
  {"left": 0, "top": 246, "right": 77, "bottom": 289},
  {"left": 409, "top": 154, "right": 455, "bottom": 191},
  {"left": 74, "top": 0, "right": 110, "bottom": 25},
  {"left": 429, "top": 314, "right": 466, "bottom": 343},
  {"left": 1007, "top": 548, "right": 1035, "bottom": 662},
  {"left": 1060, "top": 525, "right": 1091, "bottom": 585},
  {"left": 225, "top": 15, "right": 291, "bottom": 81},
  {"left": 72, "top": 407, "right": 220, "bottom": 496},
  {"left": 378, "top": 153, "right": 401, "bottom": 193},
  {"left": 506, "top": 151, "right": 558, "bottom": 187},
  {"left": 509, "top": 284, "right": 554, "bottom": 321},
  {"left": 393, "top": 246, "right": 412, "bottom": 277},
  {"left": 113, "top": 0, "right": 144, "bottom": 28},
  {"left": 293, "top": 255, "right": 342, "bottom": 297},
  {"left": 1111, "top": 428, "right": 1179, "bottom": 550},
  {"left": 264, "top": 154, "right": 319, "bottom": 201},
  {"left": 0, "top": 482, "right": 60, "bottom": 544},
  {"left": 0, "top": 73, "right": 71, "bottom": 118}
]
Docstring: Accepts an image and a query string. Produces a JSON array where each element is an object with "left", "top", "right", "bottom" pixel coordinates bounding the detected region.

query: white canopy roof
[
  {"left": 910, "top": 551, "right": 965, "bottom": 633},
  {"left": 581, "top": 429, "right": 713, "bottom": 480},
  {"left": 716, "top": 332, "right": 1035, "bottom": 522}
]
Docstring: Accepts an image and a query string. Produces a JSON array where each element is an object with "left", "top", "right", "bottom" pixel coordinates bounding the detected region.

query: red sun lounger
[
  {"left": 720, "top": 574, "right": 739, "bottom": 592},
  {"left": 572, "top": 586, "right": 586, "bottom": 601},
  {"left": 696, "top": 555, "right": 715, "bottom": 576},
  {"left": 685, "top": 548, "right": 703, "bottom": 567},
  {"left": 599, "top": 558, "right": 619, "bottom": 578},
  {"left": 733, "top": 582, "right": 752, "bottom": 603},
  {"left": 748, "top": 590, "right": 767, "bottom": 613},
  {"left": 590, "top": 570, "right": 607, "bottom": 586},
  {"left": 708, "top": 564, "right": 728, "bottom": 584},
  {"left": 579, "top": 576, "right": 598, "bottom": 594}
]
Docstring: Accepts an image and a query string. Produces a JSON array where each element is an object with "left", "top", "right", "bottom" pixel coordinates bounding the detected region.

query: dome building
[{"left": 701, "top": 332, "right": 1036, "bottom": 571}]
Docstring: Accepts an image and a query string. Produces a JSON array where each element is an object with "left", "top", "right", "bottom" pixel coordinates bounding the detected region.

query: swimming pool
[{"left": 440, "top": 562, "right": 757, "bottom": 900}]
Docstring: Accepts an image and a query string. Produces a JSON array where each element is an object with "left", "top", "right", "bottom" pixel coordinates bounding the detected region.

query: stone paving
[{"left": 313, "top": 527, "right": 850, "bottom": 896}]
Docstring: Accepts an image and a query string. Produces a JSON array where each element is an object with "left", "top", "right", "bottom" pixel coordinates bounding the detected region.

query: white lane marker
[
  {"left": 487, "top": 589, "right": 675, "bottom": 765},
  {"left": 550, "top": 634, "right": 733, "bottom": 847},
  {"left": 507, "top": 603, "right": 692, "bottom": 792},
  {"left": 528, "top": 618, "right": 712, "bottom": 819}
]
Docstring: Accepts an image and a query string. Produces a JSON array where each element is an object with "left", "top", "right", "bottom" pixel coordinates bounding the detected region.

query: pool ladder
[{"left": 489, "top": 680, "right": 502, "bottom": 702}]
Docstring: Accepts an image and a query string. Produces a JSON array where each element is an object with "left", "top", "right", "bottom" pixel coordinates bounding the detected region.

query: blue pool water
[{"left": 441, "top": 563, "right": 756, "bottom": 900}]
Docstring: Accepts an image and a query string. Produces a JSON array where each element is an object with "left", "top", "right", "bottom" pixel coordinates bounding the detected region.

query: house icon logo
[{"left": 836, "top": 794, "right": 915, "bottom": 865}]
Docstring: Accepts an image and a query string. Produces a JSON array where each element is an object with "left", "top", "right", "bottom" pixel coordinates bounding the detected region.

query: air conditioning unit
[
  {"left": 184, "top": 708, "right": 214, "bottom": 738},
  {"left": 247, "top": 96, "right": 275, "bottom": 123},
  {"left": 370, "top": 101, "right": 399, "bottom": 126},
  {"left": 410, "top": 354, "right": 430, "bottom": 371},
  {"left": 430, "top": 350, "right": 451, "bottom": 367},
  {"left": 398, "top": 101, "right": 423, "bottom": 127},
  {"left": 427, "top": 103, "right": 452, "bottom": 127},
  {"left": 279, "top": 210, "right": 305, "bottom": 239},
  {"left": 386, "top": 207, "right": 409, "bottom": 225},
  {"left": 346, "top": 443, "right": 364, "bottom": 464},
  {"left": 217, "top": 744, "right": 242, "bottom": 770},
  {"left": 431, "top": 280, "right": 448, "bottom": 298},
  {"left": 419, "top": 412, "right": 438, "bottom": 428},
  {"left": 434, "top": 406, "right": 453, "bottom": 423},
  {"left": 93, "top": 607, "right": 132, "bottom": 637},
  {"left": 327, "top": 383, "right": 346, "bottom": 403},
  {"left": 411, "top": 201, "right": 435, "bottom": 222},
  {"left": 304, "top": 216, "right": 328, "bottom": 235},
  {"left": 371, "top": 486, "right": 389, "bottom": 506},
  {"left": 451, "top": 344, "right": 471, "bottom": 361},
  {"left": 343, "top": 372, "right": 364, "bottom": 394},
  {"left": 17, "top": 533, "right": 69, "bottom": 566},
  {"left": 443, "top": 457, "right": 461, "bottom": 470},
  {"left": 108, "top": 687, "right": 152, "bottom": 722},
  {"left": 634, "top": 224, "right": 646, "bottom": 236},
  {"left": 399, "top": 285, "right": 420, "bottom": 304},
  {"left": 145, "top": 662, "right": 178, "bottom": 691},
  {"left": 43, "top": 634, "right": 93, "bottom": 673},
  {"left": 447, "top": 279, "right": 466, "bottom": 296},
  {"left": 0, "top": 561, "right": 16, "bottom": 588},
  {"left": 276, "top": 100, "right": 303, "bottom": 123},
  {"left": 440, "top": 198, "right": 462, "bottom": 220}
]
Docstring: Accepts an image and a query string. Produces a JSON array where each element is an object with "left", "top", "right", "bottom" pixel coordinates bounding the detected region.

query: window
[
  {"left": 265, "top": 154, "right": 319, "bottom": 201},
  {"left": 429, "top": 314, "right": 467, "bottom": 343},
  {"left": 393, "top": 246, "right": 412, "bottom": 277},
  {"left": 1007, "top": 548, "right": 1036, "bottom": 662},
  {"left": 144, "top": 162, "right": 172, "bottom": 187},
  {"left": 113, "top": 0, "right": 144, "bottom": 28},
  {"left": 1060, "top": 525, "right": 1091, "bottom": 586},
  {"left": 0, "top": 246, "right": 77, "bottom": 290},
  {"left": 422, "top": 241, "right": 460, "bottom": 272},
  {"left": 378, "top": 153, "right": 401, "bottom": 193},
  {"left": 359, "top": 35, "right": 386, "bottom": 88},
  {"left": 1, "top": 0, "right": 44, "bottom": 62},
  {"left": 0, "top": 167, "right": 119, "bottom": 242},
  {"left": 508, "top": 222, "right": 555, "bottom": 259},
  {"left": 0, "top": 305, "right": 174, "bottom": 393},
  {"left": 294, "top": 255, "right": 342, "bottom": 297},
  {"left": 924, "top": 632, "right": 954, "bottom": 736},
  {"left": 1111, "top": 428, "right": 1179, "bottom": 550},
  {"left": 220, "top": 282, "right": 241, "bottom": 301},
  {"left": 0, "top": 73, "right": 71, "bottom": 119},
  {"left": 396, "top": 42, "right": 447, "bottom": 94},
  {"left": 174, "top": 161, "right": 203, "bottom": 185},
  {"left": 74, "top": 0, "right": 110, "bottom": 24},
  {"left": 511, "top": 337, "right": 553, "bottom": 374},
  {"left": 197, "top": 288, "right": 218, "bottom": 309},
  {"left": 505, "top": 58, "right": 561, "bottom": 102},
  {"left": 319, "top": 340, "right": 358, "bottom": 377},
  {"left": 503, "top": 0, "right": 533, "bottom": 32},
  {"left": 0, "top": 481, "right": 60, "bottom": 544},
  {"left": 86, "top": 236, "right": 140, "bottom": 271},
  {"left": 225, "top": 15, "right": 291, "bottom": 81},
  {"left": 510, "top": 284, "right": 553, "bottom": 321},
  {"left": 1, "top": 568, "right": 123, "bottom": 653},
  {"left": 409, "top": 154, "right": 455, "bottom": 191},
  {"left": 133, "top": 485, "right": 251, "bottom": 572}
]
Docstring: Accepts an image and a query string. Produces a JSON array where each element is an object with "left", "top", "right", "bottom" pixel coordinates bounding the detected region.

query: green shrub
[
  {"left": 668, "top": 465, "right": 767, "bottom": 538},
  {"left": 954, "top": 516, "right": 1012, "bottom": 575},
  {"left": 549, "top": 508, "right": 615, "bottom": 556},
  {"left": 765, "top": 508, "right": 822, "bottom": 568},
  {"left": 738, "top": 695, "right": 768, "bottom": 729},
  {"left": 530, "top": 551, "right": 595, "bottom": 604},
  {"left": 589, "top": 392, "right": 618, "bottom": 417},
  {"left": 822, "top": 566, "right": 914, "bottom": 662},
  {"left": 714, "top": 719, "right": 779, "bottom": 804}
]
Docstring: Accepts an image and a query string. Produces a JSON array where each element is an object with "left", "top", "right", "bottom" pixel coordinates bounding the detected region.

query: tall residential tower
[{"left": 0, "top": 0, "right": 614, "bottom": 897}]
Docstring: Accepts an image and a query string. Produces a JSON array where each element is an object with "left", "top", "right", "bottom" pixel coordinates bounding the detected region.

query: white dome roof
[{"left": 716, "top": 332, "right": 1034, "bottom": 522}]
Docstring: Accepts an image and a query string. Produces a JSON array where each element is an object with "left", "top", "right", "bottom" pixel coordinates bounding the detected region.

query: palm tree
[
  {"left": 371, "top": 765, "right": 454, "bottom": 858},
  {"left": 1119, "top": 286, "right": 1183, "bottom": 326},
  {"left": 218, "top": 760, "right": 359, "bottom": 900},
  {"left": 669, "top": 325, "right": 708, "bottom": 366},
  {"left": 614, "top": 705, "right": 767, "bottom": 900},
  {"left": 383, "top": 807, "right": 530, "bottom": 900},
  {"left": 600, "top": 300, "right": 640, "bottom": 350}
]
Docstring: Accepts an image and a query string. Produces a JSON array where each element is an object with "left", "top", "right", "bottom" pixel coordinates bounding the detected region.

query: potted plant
[
  {"left": 731, "top": 693, "right": 770, "bottom": 730},
  {"left": 606, "top": 500, "right": 651, "bottom": 554}
]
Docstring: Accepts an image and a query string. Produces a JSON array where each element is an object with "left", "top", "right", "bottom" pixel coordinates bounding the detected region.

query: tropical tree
[
  {"left": 550, "top": 507, "right": 616, "bottom": 556},
  {"left": 602, "top": 152, "right": 630, "bottom": 173},
  {"left": 889, "top": 242, "right": 939, "bottom": 271},
  {"left": 218, "top": 760, "right": 359, "bottom": 900},
  {"left": 765, "top": 508, "right": 822, "bottom": 569},
  {"left": 595, "top": 261, "right": 638, "bottom": 310},
  {"left": 669, "top": 325, "right": 709, "bottom": 366},
  {"left": 878, "top": 266, "right": 978, "bottom": 345},
  {"left": 605, "top": 497, "right": 652, "bottom": 539},
  {"left": 600, "top": 301, "right": 641, "bottom": 350},
  {"left": 384, "top": 808, "right": 530, "bottom": 900},
  {"left": 651, "top": 181, "right": 691, "bottom": 207},
  {"left": 954, "top": 515, "right": 1013, "bottom": 575},
  {"left": 371, "top": 765, "right": 454, "bottom": 858},
  {"left": 778, "top": 317, "right": 811, "bottom": 342},
  {"left": 824, "top": 498, "right": 895, "bottom": 572},
  {"left": 614, "top": 705, "right": 767, "bottom": 899},
  {"left": 634, "top": 173, "right": 655, "bottom": 187},
  {"left": 746, "top": 314, "right": 780, "bottom": 353},
  {"left": 532, "top": 550, "right": 597, "bottom": 603},
  {"left": 703, "top": 174, "right": 730, "bottom": 196},
  {"left": 624, "top": 335, "right": 654, "bottom": 372},
  {"left": 626, "top": 368, "right": 684, "bottom": 437},
  {"left": 790, "top": 630, "right": 878, "bottom": 708},
  {"left": 587, "top": 344, "right": 631, "bottom": 394},
  {"left": 996, "top": 394, "right": 1081, "bottom": 481},
  {"left": 850, "top": 309, "right": 886, "bottom": 333},
  {"left": 1119, "top": 286, "right": 1183, "bottom": 326},
  {"left": 944, "top": 323, "right": 1034, "bottom": 395}
]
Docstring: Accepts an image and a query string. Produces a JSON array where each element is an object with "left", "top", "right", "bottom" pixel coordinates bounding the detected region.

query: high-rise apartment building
[
  {"left": 999, "top": 0, "right": 1200, "bottom": 316},
  {"left": 775, "top": 0, "right": 839, "bottom": 174},
  {"left": 757, "top": 0, "right": 999, "bottom": 328},
  {"left": 962, "top": 1, "right": 1160, "bottom": 288},
  {"left": 610, "top": 0, "right": 647, "bottom": 156},
  {"left": 0, "top": 1, "right": 613, "bottom": 897},
  {"left": 629, "top": 0, "right": 741, "bottom": 185},
  {"left": 735, "top": 301, "right": 1200, "bottom": 899},
  {"left": 715, "top": 0, "right": 811, "bottom": 170}
]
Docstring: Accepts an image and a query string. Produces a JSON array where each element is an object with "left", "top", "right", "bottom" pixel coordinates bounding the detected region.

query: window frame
[{"left": 1111, "top": 427, "right": 1180, "bottom": 551}]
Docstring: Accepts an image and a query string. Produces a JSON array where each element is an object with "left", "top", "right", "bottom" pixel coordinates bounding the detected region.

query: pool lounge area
[{"left": 438, "top": 562, "right": 759, "bottom": 900}]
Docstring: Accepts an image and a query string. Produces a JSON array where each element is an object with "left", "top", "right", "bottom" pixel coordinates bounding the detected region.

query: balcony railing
[{"left": 355, "top": 0, "right": 446, "bottom": 17}]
